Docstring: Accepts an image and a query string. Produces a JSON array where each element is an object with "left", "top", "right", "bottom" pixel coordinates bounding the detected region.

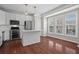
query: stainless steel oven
[{"left": 10, "top": 20, "right": 20, "bottom": 39}]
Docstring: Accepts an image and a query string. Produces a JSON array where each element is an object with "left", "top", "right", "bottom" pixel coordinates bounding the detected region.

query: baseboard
[
  {"left": 22, "top": 41, "right": 40, "bottom": 47},
  {"left": 40, "top": 35, "right": 48, "bottom": 37},
  {"left": 47, "top": 35, "right": 79, "bottom": 44}
]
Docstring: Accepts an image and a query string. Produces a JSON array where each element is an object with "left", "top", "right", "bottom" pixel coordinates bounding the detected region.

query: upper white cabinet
[
  {"left": 0, "top": 10, "right": 5, "bottom": 25},
  {"left": 6, "top": 12, "right": 17, "bottom": 25},
  {"left": 5, "top": 12, "right": 35, "bottom": 30},
  {"left": 5, "top": 12, "right": 11, "bottom": 25},
  {"left": 16, "top": 14, "right": 22, "bottom": 25},
  {"left": 6, "top": 13, "right": 26, "bottom": 25},
  {"left": 10, "top": 13, "right": 16, "bottom": 20},
  {"left": 20, "top": 15, "right": 26, "bottom": 25}
]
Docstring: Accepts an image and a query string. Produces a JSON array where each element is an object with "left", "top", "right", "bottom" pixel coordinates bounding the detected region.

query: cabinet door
[
  {"left": 5, "top": 30, "right": 9, "bottom": 40},
  {"left": 20, "top": 15, "right": 26, "bottom": 25},
  {"left": 0, "top": 10, "right": 5, "bottom": 25},
  {"left": 9, "top": 13, "right": 16, "bottom": 20},
  {"left": 5, "top": 12, "right": 11, "bottom": 25}
]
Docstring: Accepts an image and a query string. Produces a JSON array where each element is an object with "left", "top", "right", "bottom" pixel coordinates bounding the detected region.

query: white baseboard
[
  {"left": 47, "top": 34, "right": 79, "bottom": 44},
  {"left": 41, "top": 34, "right": 47, "bottom": 36}
]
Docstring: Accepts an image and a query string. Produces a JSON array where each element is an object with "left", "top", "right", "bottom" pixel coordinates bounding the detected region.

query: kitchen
[
  {"left": 0, "top": 4, "right": 79, "bottom": 54},
  {"left": 0, "top": 4, "right": 41, "bottom": 47}
]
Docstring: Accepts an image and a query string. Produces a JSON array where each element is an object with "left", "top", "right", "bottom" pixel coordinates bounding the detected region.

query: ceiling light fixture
[
  {"left": 25, "top": 11, "right": 28, "bottom": 15},
  {"left": 24, "top": 4, "right": 28, "bottom": 15},
  {"left": 34, "top": 6, "right": 37, "bottom": 16}
]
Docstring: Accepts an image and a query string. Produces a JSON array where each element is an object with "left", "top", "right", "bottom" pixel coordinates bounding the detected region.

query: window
[
  {"left": 47, "top": 10, "right": 77, "bottom": 37},
  {"left": 65, "top": 11, "right": 76, "bottom": 36},
  {"left": 48, "top": 16, "right": 55, "bottom": 33},
  {"left": 49, "top": 26, "right": 54, "bottom": 32},
  {"left": 65, "top": 12, "right": 76, "bottom": 24},
  {"left": 56, "top": 26, "right": 63, "bottom": 33},
  {"left": 55, "top": 15, "right": 64, "bottom": 34},
  {"left": 66, "top": 25, "right": 75, "bottom": 35}
]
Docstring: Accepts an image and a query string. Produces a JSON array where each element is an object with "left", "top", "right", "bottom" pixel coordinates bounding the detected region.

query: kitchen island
[{"left": 21, "top": 30, "right": 41, "bottom": 46}]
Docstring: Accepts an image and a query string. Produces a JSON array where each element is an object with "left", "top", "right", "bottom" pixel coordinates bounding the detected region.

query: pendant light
[{"left": 34, "top": 6, "right": 37, "bottom": 16}]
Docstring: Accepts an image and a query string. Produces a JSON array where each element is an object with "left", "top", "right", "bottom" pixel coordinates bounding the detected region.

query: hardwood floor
[{"left": 0, "top": 36, "right": 79, "bottom": 54}]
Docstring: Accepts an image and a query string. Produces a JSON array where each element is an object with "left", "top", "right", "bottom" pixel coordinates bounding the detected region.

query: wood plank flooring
[{"left": 0, "top": 36, "right": 79, "bottom": 54}]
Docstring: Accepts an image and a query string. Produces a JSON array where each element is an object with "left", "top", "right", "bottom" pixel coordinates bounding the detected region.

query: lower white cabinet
[
  {"left": 0, "top": 26, "right": 10, "bottom": 41},
  {"left": 22, "top": 30, "right": 41, "bottom": 46},
  {"left": 5, "top": 30, "right": 9, "bottom": 41},
  {"left": 0, "top": 30, "right": 9, "bottom": 46}
]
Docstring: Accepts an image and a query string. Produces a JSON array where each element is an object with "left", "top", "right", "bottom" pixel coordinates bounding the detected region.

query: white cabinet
[
  {"left": 22, "top": 30, "right": 40, "bottom": 46},
  {"left": 15, "top": 14, "right": 26, "bottom": 25},
  {"left": 6, "top": 12, "right": 17, "bottom": 25},
  {"left": 0, "top": 10, "right": 5, "bottom": 25},
  {"left": 16, "top": 14, "right": 21, "bottom": 20},
  {"left": 5, "top": 30, "right": 9, "bottom": 40},
  {"left": 5, "top": 12, "right": 11, "bottom": 25},
  {"left": 10, "top": 13, "right": 16, "bottom": 20},
  {"left": 6, "top": 13, "right": 25, "bottom": 25},
  {"left": 20, "top": 15, "right": 26, "bottom": 25}
]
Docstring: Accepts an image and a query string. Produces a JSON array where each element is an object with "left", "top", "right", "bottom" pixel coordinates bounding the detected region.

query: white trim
[
  {"left": 11, "top": 25, "right": 19, "bottom": 27},
  {"left": 76, "top": 10, "right": 78, "bottom": 38},
  {"left": 48, "top": 31, "right": 77, "bottom": 38},
  {"left": 65, "top": 11, "right": 78, "bottom": 38},
  {"left": 47, "top": 34, "right": 78, "bottom": 44},
  {"left": 45, "top": 5, "right": 79, "bottom": 18}
]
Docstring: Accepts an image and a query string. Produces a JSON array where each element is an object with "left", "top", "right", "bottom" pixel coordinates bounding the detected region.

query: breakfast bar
[{"left": 21, "top": 30, "right": 41, "bottom": 46}]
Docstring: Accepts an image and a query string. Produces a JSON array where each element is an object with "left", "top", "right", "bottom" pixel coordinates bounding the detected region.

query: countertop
[{"left": 21, "top": 30, "right": 41, "bottom": 32}]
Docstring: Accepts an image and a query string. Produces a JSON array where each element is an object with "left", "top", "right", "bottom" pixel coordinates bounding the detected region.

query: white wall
[
  {"left": 35, "top": 15, "right": 41, "bottom": 30},
  {"left": 42, "top": 17, "right": 47, "bottom": 36}
]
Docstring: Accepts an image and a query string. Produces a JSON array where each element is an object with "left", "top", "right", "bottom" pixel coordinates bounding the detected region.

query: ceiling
[{"left": 0, "top": 4, "right": 61, "bottom": 15}]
